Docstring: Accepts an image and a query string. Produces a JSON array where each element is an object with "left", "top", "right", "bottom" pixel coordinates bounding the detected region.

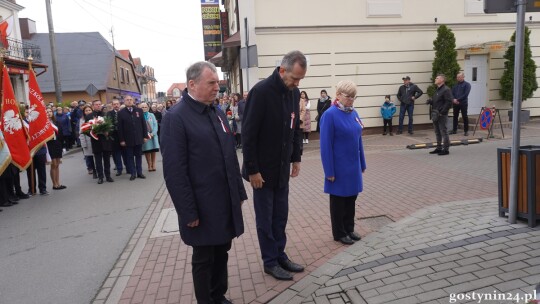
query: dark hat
[
  {"left": 402, "top": 76, "right": 411, "bottom": 80},
  {"left": 78, "top": 100, "right": 86, "bottom": 106}
]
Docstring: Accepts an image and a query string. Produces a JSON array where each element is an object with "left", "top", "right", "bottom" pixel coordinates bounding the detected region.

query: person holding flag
[{"left": 0, "top": 63, "right": 31, "bottom": 171}]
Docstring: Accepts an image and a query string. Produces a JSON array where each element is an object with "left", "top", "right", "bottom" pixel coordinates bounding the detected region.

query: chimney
[{"left": 19, "top": 18, "right": 37, "bottom": 39}]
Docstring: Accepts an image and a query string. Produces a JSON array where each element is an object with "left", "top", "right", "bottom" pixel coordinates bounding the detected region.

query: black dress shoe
[
  {"left": 216, "top": 298, "right": 233, "bottom": 304},
  {"left": 130, "top": 175, "right": 136, "bottom": 181},
  {"left": 8, "top": 200, "right": 18, "bottom": 205},
  {"left": 429, "top": 149, "right": 442, "bottom": 154},
  {"left": 336, "top": 236, "right": 355, "bottom": 245},
  {"left": 408, "top": 131, "right": 414, "bottom": 135},
  {"left": 97, "top": 178, "right": 104, "bottom": 184},
  {"left": 17, "top": 193, "right": 30, "bottom": 199},
  {"left": 137, "top": 174, "right": 146, "bottom": 179},
  {"left": 278, "top": 258, "right": 304, "bottom": 273},
  {"left": 115, "top": 172, "right": 122, "bottom": 176},
  {"left": 348, "top": 232, "right": 362, "bottom": 241},
  {"left": 263, "top": 265, "right": 293, "bottom": 280},
  {"left": 464, "top": 132, "right": 469, "bottom": 136},
  {"left": 438, "top": 150, "right": 450, "bottom": 156},
  {"left": 9, "top": 196, "right": 19, "bottom": 202},
  {"left": 93, "top": 172, "right": 98, "bottom": 179},
  {"left": 106, "top": 177, "right": 114, "bottom": 182},
  {"left": 0, "top": 202, "right": 13, "bottom": 207},
  {"left": 40, "top": 191, "right": 49, "bottom": 196},
  {"left": 397, "top": 131, "right": 402, "bottom": 135},
  {"left": 449, "top": 130, "right": 457, "bottom": 135}
]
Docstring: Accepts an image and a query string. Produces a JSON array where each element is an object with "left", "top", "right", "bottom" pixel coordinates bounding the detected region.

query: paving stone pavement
[
  {"left": 273, "top": 198, "right": 540, "bottom": 304},
  {"left": 93, "top": 119, "right": 540, "bottom": 304}
]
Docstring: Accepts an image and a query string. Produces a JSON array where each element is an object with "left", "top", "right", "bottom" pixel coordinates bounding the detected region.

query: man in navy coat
[
  {"left": 161, "top": 61, "right": 246, "bottom": 304},
  {"left": 242, "top": 50, "right": 306, "bottom": 280},
  {"left": 117, "top": 95, "right": 148, "bottom": 181}
]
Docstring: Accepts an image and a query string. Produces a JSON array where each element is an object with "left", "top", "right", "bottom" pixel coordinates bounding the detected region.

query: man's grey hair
[
  {"left": 281, "top": 50, "right": 307, "bottom": 71},
  {"left": 457, "top": 72, "right": 465, "bottom": 77},
  {"left": 437, "top": 73, "right": 446, "bottom": 81},
  {"left": 186, "top": 61, "right": 217, "bottom": 82}
]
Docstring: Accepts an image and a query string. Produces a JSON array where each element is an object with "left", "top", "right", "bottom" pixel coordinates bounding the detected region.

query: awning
[
  {"left": 209, "top": 51, "right": 224, "bottom": 66},
  {"left": 223, "top": 32, "right": 240, "bottom": 48},
  {"left": 457, "top": 41, "right": 512, "bottom": 52}
]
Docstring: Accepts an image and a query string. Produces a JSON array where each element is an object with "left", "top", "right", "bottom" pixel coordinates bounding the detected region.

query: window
[
  {"left": 472, "top": 67, "right": 478, "bottom": 82},
  {"left": 126, "top": 68, "right": 130, "bottom": 84},
  {"left": 465, "top": 0, "right": 485, "bottom": 15},
  {"left": 367, "top": 0, "right": 402, "bottom": 17},
  {"left": 173, "top": 88, "right": 181, "bottom": 97},
  {"left": 120, "top": 68, "right": 125, "bottom": 83}
]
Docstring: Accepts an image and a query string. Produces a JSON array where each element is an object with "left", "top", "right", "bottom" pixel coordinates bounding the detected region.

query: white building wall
[{"left": 250, "top": 0, "right": 540, "bottom": 129}]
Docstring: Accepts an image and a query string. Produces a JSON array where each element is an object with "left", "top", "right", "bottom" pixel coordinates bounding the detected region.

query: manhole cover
[{"left": 358, "top": 215, "right": 393, "bottom": 231}]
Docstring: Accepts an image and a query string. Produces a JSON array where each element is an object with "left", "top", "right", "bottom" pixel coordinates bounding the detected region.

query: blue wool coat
[{"left": 320, "top": 106, "right": 367, "bottom": 197}]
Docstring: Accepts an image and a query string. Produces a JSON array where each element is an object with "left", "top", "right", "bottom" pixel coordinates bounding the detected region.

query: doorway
[{"left": 464, "top": 55, "right": 488, "bottom": 115}]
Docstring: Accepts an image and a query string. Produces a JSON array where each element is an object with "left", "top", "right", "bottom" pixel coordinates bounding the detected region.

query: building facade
[
  {"left": 233, "top": 0, "right": 540, "bottom": 129},
  {"left": 25, "top": 32, "right": 140, "bottom": 104},
  {"left": 1, "top": 3, "right": 46, "bottom": 104}
]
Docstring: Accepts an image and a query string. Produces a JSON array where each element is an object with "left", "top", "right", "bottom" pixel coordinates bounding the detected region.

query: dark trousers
[
  {"left": 452, "top": 103, "right": 469, "bottom": 132},
  {"left": 253, "top": 185, "right": 289, "bottom": 267},
  {"left": 26, "top": 154, "right": 47, "bottom": 193},
  {"left": 398, "top": 103, "right": 414, "bottom": 132},
  {"left": 85, "top": 155, "right": 95, "bottom": 171},
  {"left": 192, "top": 241, "right": 232, "bottom": 304},
  {"left": 434, "top": 115, "right": 450, "bottom": 151},
  {"left": 329, "top": 194, "right": 358, "bottom": 239},
  {"left": 125, "top": 145, "right": 143, "bottom": 176},
  {"left": 94, "top": 151, "right": 112, "bottom": 179},
  {"left": 10, "top": 165, "right": 23, "bottom": 195},
  {"left": 112, "top": 147, "right": 126, "bottom": 174},
  {"left": 0, "top": 171, "right": 10, "bottom": 205},
  {"left": 383, "top": 119, "right": 393, "bottom": 133}
]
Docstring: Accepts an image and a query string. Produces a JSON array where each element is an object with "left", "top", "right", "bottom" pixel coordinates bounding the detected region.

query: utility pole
[
  {"left": 45, "top": 0, "right": 62, "bottom": 104},
  {"left": 508, "top": 0, "right": 527, "bottom": 224}
]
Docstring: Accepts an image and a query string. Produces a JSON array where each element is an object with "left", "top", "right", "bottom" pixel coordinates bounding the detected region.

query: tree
[
  {"left": 427, "top": 25, "right": 461, "bottom": 97},
  {"left": 499, "top": 27, "right": 538, "bottom": 102}
]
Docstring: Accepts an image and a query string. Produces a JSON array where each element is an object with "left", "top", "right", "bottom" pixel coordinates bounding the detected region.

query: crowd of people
[{"left": 0, "top": 96, "right": 179, "bottom": 211}]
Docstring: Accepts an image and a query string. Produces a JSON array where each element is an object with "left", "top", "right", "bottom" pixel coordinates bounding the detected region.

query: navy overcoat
[{"left": 161, "top": 90, "right": 246, "bottom": 246}]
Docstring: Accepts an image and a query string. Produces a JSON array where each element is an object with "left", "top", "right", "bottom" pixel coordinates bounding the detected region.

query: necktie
[{"left": 129, "top": 107, "right": 133, "bottom": 113}]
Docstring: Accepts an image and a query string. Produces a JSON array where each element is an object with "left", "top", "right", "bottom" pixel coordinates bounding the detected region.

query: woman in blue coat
[
  {"left": 320, "top": 80, "right": 367, "bottom": 245},
  {"left": 140, "top": 102, "right": 160, "bottom": 172}
]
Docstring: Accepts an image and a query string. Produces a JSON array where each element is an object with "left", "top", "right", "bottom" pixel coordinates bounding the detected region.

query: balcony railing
[{"left": 1, "top": 36, "right": 42, "bottom": 63}]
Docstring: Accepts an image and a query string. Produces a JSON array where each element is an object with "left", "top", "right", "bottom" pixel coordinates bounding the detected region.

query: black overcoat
[
  {"left": 87, "top": 111, "right": 113, "bottom": 153},
  {"left": 161, "top": 90, "right": 246, "bottom": 246},
  {"left": 241, "top": 67, "right": 303, "bottom": 188},
  {"left": 117, "top": 107, "right": 148, "bottom": 147}
]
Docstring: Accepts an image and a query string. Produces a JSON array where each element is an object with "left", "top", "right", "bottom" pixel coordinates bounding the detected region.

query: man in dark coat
[
  {"left": 242, "top": 50, "right": 306, "bottom": 281},
  {"left": 88, "top": 100, "right": 114, "bottom": 184},
  {"left": 107, "top": 99, "right": 126, "bottom": 176},
  {"left": 397, "top": 76, "right": 423, "bottom": 134},
  {"left": 451, "top": 72, "right": 472, "bottom": 136},
  {"left": 161, "top": 61, "right": 246, "bottom": 304},
  {"left": 117, "top": 95, "right": 148, "bottom": 181},
  {"left": 427, "top": 74, "right": 454, "bottom": 156}
]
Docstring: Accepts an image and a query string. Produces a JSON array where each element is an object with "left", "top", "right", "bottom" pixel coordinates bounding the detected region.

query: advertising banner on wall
[{"left": 201, "top": 0, "right": 222, "bottom": 61}]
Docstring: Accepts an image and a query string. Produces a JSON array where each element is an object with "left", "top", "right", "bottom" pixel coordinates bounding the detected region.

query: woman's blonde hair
[{"left": 336, "top": 80, "right": 357, "bottom": 98}]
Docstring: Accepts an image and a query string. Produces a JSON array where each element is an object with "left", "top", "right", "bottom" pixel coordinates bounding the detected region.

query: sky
[{"left": 17, "top": 0, "right": 208, "bottom": 93}]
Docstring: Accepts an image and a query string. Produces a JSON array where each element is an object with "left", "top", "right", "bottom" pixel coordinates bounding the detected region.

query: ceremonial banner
[
  {"left": 1, "top": 66, "right": 31, "bottom": 170},
  {"left": 0, "top": 131, "right": 12, "bottom": 176},
  {"left": 201, "top": 0, "right": 222, "bottom": 60},
  {"left": 27, "top": 67, "right": 55, "bottom": 156}
]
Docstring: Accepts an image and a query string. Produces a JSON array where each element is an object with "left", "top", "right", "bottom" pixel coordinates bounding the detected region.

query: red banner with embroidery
[
  {"left": 28, "top": 67, "right": 55, "bottom": 156},
  {"left": 1, "top": 66, "right": 31, "bottom": 170}
]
